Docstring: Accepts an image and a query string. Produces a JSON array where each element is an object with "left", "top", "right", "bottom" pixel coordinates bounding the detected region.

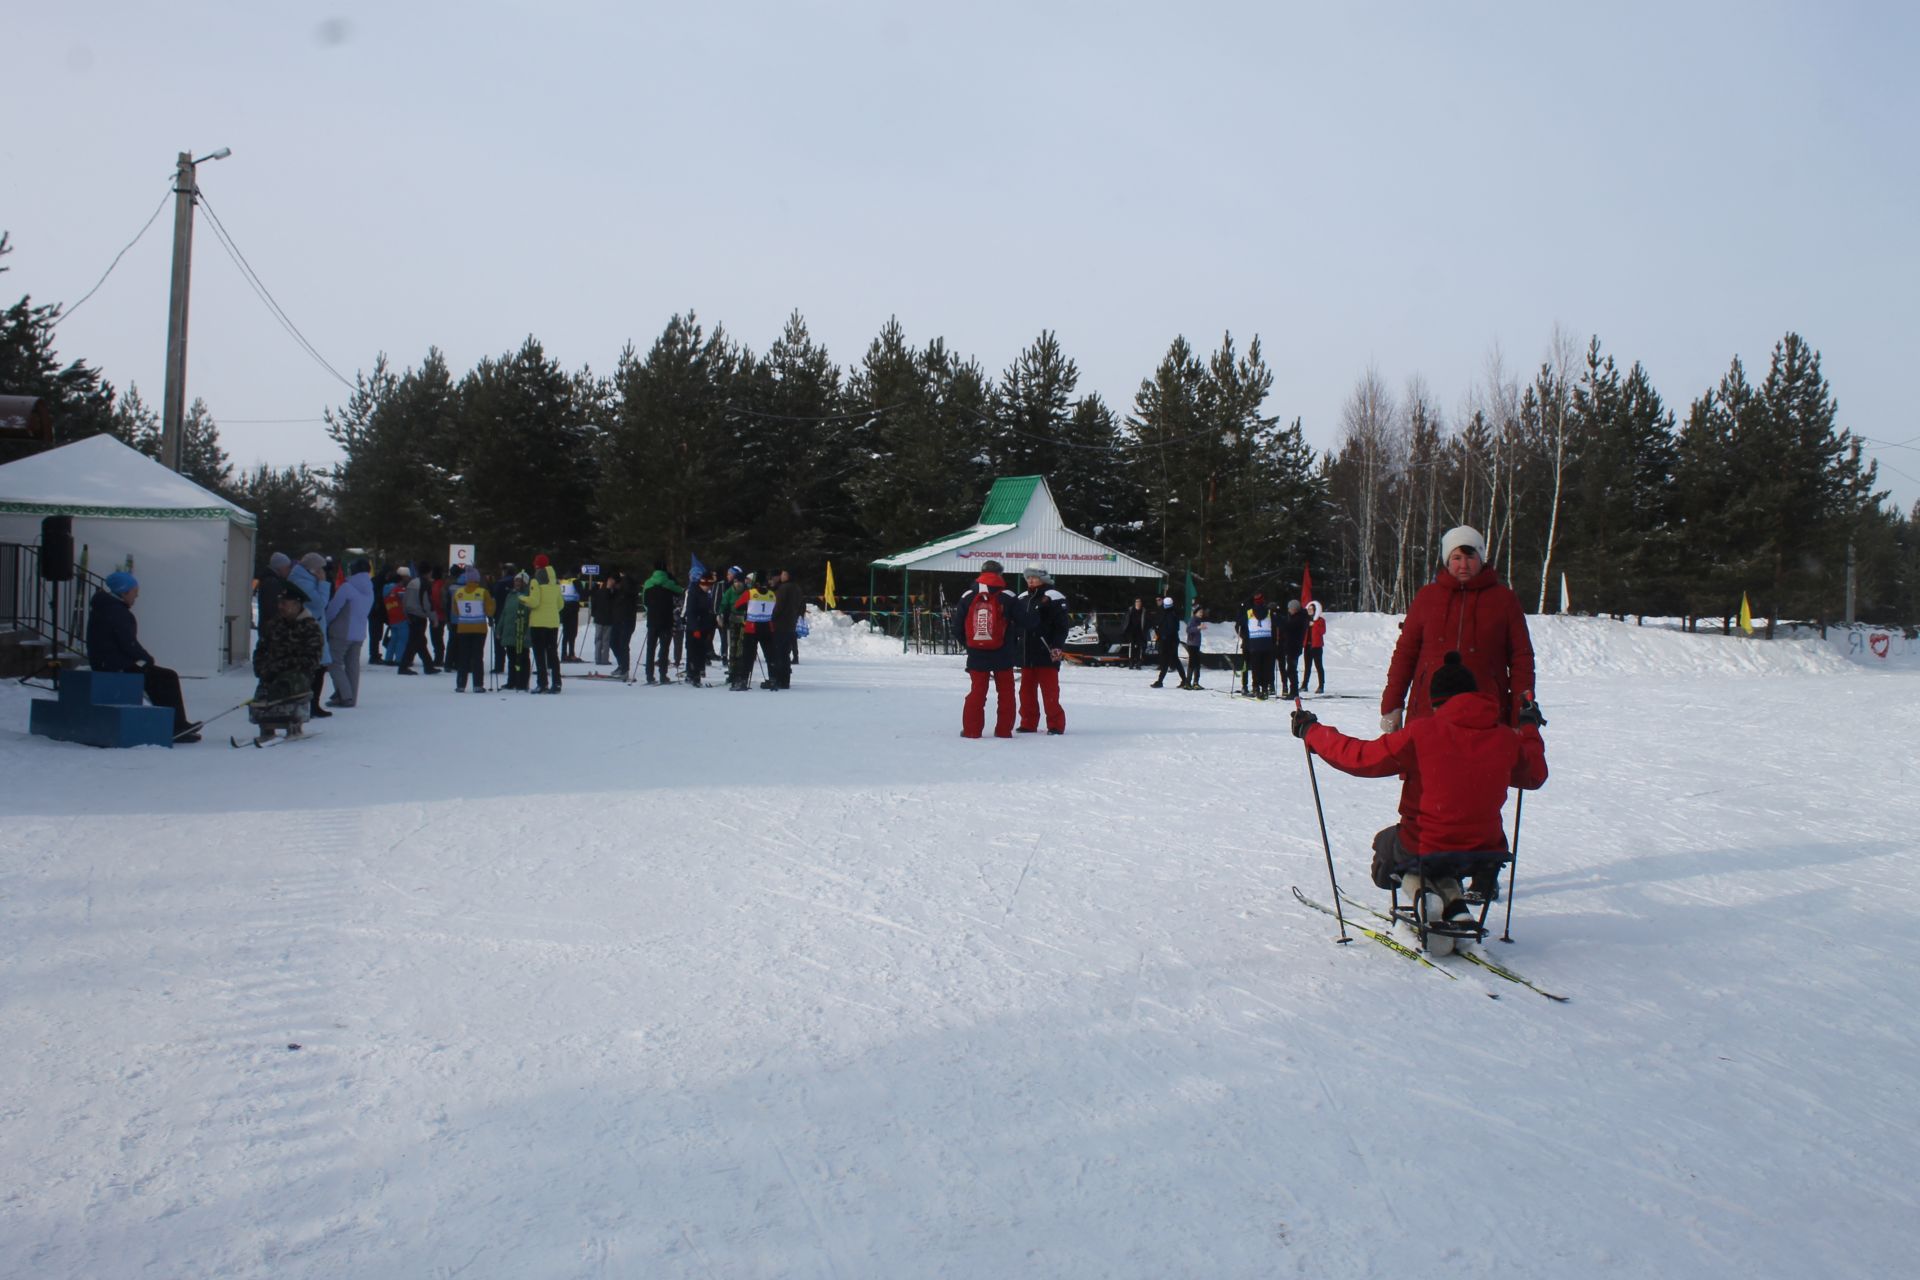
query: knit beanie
[
  {"left": 269, "top": 552, "right": 291, "bottom": 573},
  {"left": 1429, "top": 650, "right": 1478, "bottom": 704},
  {"left": 106, "top": 571, "right": 138, "bottom": 597},
  {"left": 299, "top": 552, "right": 326, "bottom": 576},
  {"left": 534, "top": 554, "right": 551, "bottom": 569},
  {"left": 461, "top": 568, "right": 480, "bottom": 585},
  {"left": 1439, "top": 525, "right": 1486, "bottom": 563}
]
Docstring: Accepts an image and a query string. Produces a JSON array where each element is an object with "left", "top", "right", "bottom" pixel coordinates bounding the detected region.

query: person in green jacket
[
  {"left": 498, "top": 572, "right": 533, "bottom": 691},
  {"left": 524, "top": 553, "right": 564, "bottom": 693}
]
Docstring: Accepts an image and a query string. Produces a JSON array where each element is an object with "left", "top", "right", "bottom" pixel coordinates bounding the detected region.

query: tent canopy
[
  {"left": 872, "top": 476, "right": 1161, "bottom": 579},
  {"left": 0, "top": 434, "right": 255, "bottom": 524}
]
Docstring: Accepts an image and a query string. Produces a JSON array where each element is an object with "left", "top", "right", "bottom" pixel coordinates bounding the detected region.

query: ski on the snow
[
  {"left": 1335, "top": 888, "right": 1570, "bottom": 1002},
  {"left": 230, "top": 730, "right": 322, "bottom": 749},
  {"left": 1291, "top": 887, "right": 1463, "bottom": 984}
]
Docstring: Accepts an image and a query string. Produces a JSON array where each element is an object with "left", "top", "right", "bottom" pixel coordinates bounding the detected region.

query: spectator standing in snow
[
  {"left": 1015, "top": 565, "right": 1068, "bottom": 734},
  {"left": 639, "top": 560, "right": 684, "bottom": 684},
  {"left": 684, "top": 571, "right": 718, "bottom": 686},
  {"left": 609, "top": 570, "right": 640, "bottom": 679},
  {"left": 381, "top": 568, "right": 410, "bottom": 664},
  {"left": 952, "top": 559, "right": 1031, "bottom": 738},
  {"left": 427, "top": 566, "right": 450, "bottom": 670},
  {"left": 1302, "top": 601, "right": 1327, "bottom": 695},
  {"left": 365, "top": 564, "right": 390, "bottom": 664},
  {"left": 589, "top": 573, "right": 614, "bottom": 666},
  {"left": 1121, "top": 597, "right": 1146, "bottom": 668},
  {"left": 1380, "top": 525, "right": 1535, "bottom": 731},
  {"left": 1296, "top": 653, "right": 1548, "bottom": 918},
  {"left": 769, "top": 568, "right": 802, "bottom": 690},
  {"left": 1238, "top": 592, "right": 1277, "bottom": 699},
  {"left": 249, "top": 582, "right": 323, "bottom": 743},
  {"left": 524, "top": 554, "right": 564, "bottom": 693},
  {"left": 449, "top": 568, "right": 495, "bottom": 691},
  {"left": 324, "top": 558, "right": 374, "bottom": 708},
  {"left": 1183, "top": 606, "right": 1206, "bottom": 689},
  {"left": 718, "top": 567, "right": 745, "bottom": 666},
  {"left": 498, "top": 571, "right": 533, "bottom": 690},
  {"left": 396, "top": 565, "right": 437, "bottom": 675},
  {"left": 1280, "top": 597, "right": 1308, "bottom": 699},
  {"left": 1150, "top": 596, "right": 1186, "bottom": 689},
  {"left": 561, "top": 574, "right": 583, "bottom": 662},
  {"left": 85, "top": 571, "right": 199, "bottom": 742},
  {"left": 286, "top": 552, "right": 334, "bottom": 717}
]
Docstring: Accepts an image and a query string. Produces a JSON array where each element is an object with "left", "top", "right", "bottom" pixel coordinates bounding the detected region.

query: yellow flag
[
  {"left": 823, "top": 561, "right": 838, "bottom": 610},
  {"left": 1738, "top": 591, "right": 1754, "bottom": 635}
]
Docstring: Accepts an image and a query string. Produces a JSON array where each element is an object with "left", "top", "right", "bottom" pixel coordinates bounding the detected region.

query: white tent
[
  {"left": 872, "top": 476, "right": 1162, "bottom": 579},
  {"left": 0, "top": 435, "right": 256, "bottom": 677}
]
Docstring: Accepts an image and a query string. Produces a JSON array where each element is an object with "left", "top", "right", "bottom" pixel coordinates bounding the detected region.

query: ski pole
[
  {"left": 1297, "top": 696, "right": 1351, "bottom": 944},
  {"left": 184, "top": 699, "right": 251, "bottom": 739},
  {"left": 1501, "top": 790, "right": 1523, "bottom": 944}
]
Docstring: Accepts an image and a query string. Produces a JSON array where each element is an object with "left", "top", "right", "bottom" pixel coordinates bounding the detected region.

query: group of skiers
[
  {"left": 1116, "top": 594, "right": 1327, "bottom": 699},
  {"left": 581, "top": 564, "right": 806, "bottom": 691}
]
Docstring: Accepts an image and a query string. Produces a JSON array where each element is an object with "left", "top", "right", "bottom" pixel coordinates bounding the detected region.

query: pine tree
[
  {"left": 0, "top": 233, "right": 119, "bottom": 463},
  {"left": 232, "top": 463, "right": 341, "bottom": 565},
  {"left": 459, "top": 337, "right": 599, "bottom": 570},
  {"left": 596, "top": 314, "right": 741, "bottom": 571},
  {"left": 730, "top": 311, "right": 851, "bottom": 574}
]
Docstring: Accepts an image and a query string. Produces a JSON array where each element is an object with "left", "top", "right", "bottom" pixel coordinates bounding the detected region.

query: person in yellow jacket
[
  {"left": 449, "top": 568, "right": 496, "bottom": 692},
  {"left": 524, "top": 553, "right": 565, "bottom": 693}
]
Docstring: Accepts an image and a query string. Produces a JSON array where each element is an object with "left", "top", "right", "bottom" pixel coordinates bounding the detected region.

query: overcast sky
[{"left": 10, "top": 1, "right": 1917, "bottom": 509}]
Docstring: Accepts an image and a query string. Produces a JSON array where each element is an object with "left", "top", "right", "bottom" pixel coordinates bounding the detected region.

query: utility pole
[
  {"left": 1845, "top": 539, "right": 1856, "bottom": 625},
  {"left": 160, "top": 152, "right": 197, "bottom": 474},
  {"left": 159, "top": 147, "right": 229, "bottom": 474}
]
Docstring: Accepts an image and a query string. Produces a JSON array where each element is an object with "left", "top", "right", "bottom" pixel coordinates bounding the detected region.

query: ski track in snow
[{"left": 1, "top": 614, "right": 1917, "bottom": 1278}]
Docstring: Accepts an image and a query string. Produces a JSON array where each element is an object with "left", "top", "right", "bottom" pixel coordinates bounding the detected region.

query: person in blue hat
[{"left": 85, "top": 572, "right": 199, "bottom": 742}]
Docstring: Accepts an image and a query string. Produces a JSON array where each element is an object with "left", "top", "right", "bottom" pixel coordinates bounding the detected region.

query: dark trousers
[
  {"left": 451, "top": 632, "right": 487, "bottom": 690},
  {"left": 730, "top": 631, "right": 763, "bottom": 687},
  {"left": 766, "top": 630, "right": 793, "bottom": 689},
  {"left": 137, "top": 664, "right": 193, "bottom": 735},
  {"left": 1018, "top": 665, "right": 1064, "bottom": 732},
  {"left": 1302, "top": 646, "right": 1325, "bottom": 692},
  {"left": 530, "top": 627, "right": 560, "bottom": 690},
  {"left": 1155, "top": 643, "right": 1185, "bottom": 684},
  {"left": 963, "top": 668, "right": 1016, "bottom": 737},
  {"left": 429, "top": 620, "right": 447, "bottom": 667},
  {"left": 506, "top": 648, "right": 530, "bottom": 690},
  {"left": 562, "top": 604, "right": 580, "bottom": 659},
  {"left": 611, "top": 620, "right": 636, "bottom": 674},
  {"left": 1248, "top": 645, "right": 1275, "bottom": 695},
  {"left": 367, "top": 613, "right": 386, "bottom": 662},
  {"left": 1183, "top": 644, "right": 1203, "bottom": 685},
  {"left": 1281, "top": 645, "right": 1302, "bottom": 697},
  {"left": 687, "top": 632, "right": 712, "bottom": 684},
  {"left": 399, "top": 619, "right": 434, "bottom": 672},
  {"left": 310, "top": 668, "right": 327, "bottom": 713},
  {"left": 645, "top": 625, "right": 673, "bottom": 681}
]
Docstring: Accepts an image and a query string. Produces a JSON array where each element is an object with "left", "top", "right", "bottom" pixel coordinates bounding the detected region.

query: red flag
[{"left": 1299, "top": 562, "right": 1314, "bottom": 607}]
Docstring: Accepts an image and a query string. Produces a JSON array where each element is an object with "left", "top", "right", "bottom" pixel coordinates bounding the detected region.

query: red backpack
[{"left": 963, "top": 589, "right": 1007, "bottom": 650}]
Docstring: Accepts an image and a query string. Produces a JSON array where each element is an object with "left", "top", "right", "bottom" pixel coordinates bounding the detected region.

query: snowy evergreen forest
[{"left": 5, "top": 232, "right": 1914, "bottom": 627}]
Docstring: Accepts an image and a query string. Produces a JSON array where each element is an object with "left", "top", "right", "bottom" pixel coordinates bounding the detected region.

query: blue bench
[{"left": 29, "top": 670, "right": 177, "bottom": 748}]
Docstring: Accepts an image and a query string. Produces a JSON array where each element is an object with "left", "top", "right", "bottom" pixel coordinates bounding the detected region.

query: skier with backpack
[{"left": 952, "top": 560, "right": 1034, "bottom": 738}]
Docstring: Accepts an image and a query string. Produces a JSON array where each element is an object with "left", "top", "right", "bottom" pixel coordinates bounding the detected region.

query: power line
[
  {"left": 51, "top": 185, "right": 172, "bottom": 327},
  {"left": 194, "top": 191, "right": 356, "bottom": 390}
]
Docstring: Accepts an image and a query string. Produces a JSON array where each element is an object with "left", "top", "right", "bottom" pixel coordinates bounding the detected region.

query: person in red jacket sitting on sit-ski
[{"left": 1293, "top": 651, "right": 1547, "bottom": 923}]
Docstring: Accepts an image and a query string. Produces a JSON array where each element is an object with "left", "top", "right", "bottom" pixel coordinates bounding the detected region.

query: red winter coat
[
  {"left": 1382, "top": 567, "right": 1534, "bottom": 725},
  {"left": 1307, "top": 692, "right": 1547, "bottom": 855}
]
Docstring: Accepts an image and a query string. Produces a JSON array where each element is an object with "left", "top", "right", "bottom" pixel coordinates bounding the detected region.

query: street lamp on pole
[{"left": 159, "top": 146, "right": 231, "bottom": 474}]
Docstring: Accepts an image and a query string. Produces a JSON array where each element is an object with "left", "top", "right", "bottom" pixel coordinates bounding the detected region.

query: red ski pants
[
  {"left": 962, "top": 669, "right": 1016, "bottom": 738},
  {"left": 1018, "top": 665, "right": 1065, "bottom": 733}
]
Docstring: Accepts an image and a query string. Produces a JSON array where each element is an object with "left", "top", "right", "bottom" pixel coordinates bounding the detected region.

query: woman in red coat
[{"left": 1380, "top": 525, "right": 1534, "bottom": 730}]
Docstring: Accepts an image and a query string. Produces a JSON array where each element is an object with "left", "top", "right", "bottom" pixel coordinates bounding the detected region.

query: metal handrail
[{"left": 0, "top": 542, "right": 110, "bottom": 666}]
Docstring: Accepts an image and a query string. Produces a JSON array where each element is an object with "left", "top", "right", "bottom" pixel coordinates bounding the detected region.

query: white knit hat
[{"left": 1439, "top": 525, "right": 1486, "bottom": 563}]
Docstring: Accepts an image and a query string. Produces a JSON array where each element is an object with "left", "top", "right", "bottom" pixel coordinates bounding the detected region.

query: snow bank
[
  {"left": 803, "top": 609, "right": 916, "bottom": 659},
  {"left": 1313, "top": 611, "right": 1854, "bottom": 680}
]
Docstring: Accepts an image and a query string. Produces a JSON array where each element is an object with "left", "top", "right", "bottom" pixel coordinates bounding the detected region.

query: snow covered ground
[{"left": 3, "top": 614, "right": 1916, "bottom": 1279}]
